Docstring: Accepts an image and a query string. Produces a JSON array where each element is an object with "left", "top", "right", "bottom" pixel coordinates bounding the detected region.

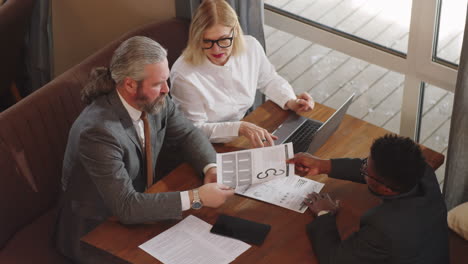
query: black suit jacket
[{"left": 307, "top": 158, "right": 449, "bottom": 264}]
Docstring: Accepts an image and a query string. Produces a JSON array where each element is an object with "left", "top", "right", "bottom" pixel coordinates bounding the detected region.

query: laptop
[{"left": 273, "top": 93, "right": 355, "bottom": 154}]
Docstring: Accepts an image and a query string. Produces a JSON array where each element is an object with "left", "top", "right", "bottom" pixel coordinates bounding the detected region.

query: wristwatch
[{"left": 191, "top": 188, "right": 203, "bottom": 210}]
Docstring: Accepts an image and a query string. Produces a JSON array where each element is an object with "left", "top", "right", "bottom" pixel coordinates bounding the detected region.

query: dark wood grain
[{"left": 81, "top": 101, "right": 444, "bottom": 264}]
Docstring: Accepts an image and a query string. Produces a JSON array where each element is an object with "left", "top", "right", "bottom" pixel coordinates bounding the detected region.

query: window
[
  {"left": 419, "top": 83, "right": 454, "bottom": 187},
  {"left": 266, "top": 25, "right": 403, "bottom": 134},
  {"left": 264, "top": 0, "right": 461, "bottom": 143},
  {"left": 435, "top": 0, "right": 468, "bottom": 66},
  {"left": 266, "top": 0, "right": 412, "bottom": 54}
]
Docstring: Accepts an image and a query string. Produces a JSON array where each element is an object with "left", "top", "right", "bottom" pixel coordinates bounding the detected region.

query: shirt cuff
[
  {"left": 180, "top": 191, "right": 191, "bottom": 211},
  {"left": 317, "top": 210, "right": 330, "bottom": 216},
  {"left": 203, "top": 163, "right": 217, "bottom": 175},
  {"left": 278, "top": 97, "right": 295, "bottom": 110},
  {"left": 200, "top": 121, "right": 243, "bottom": 141},
  {"left": 211, "top": 121, "right": 242, "bottom": 138},
  {"left": 269, "top": 86, "right": 296, "bottom": 110}
]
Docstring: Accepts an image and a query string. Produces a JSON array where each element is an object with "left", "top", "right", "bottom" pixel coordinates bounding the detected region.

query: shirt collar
[
  {"left": 203, "top": 55, "right": 233, "bottom": 69},
  {"left": 117, "top": 89, "right": 142, "bottom": 121}
]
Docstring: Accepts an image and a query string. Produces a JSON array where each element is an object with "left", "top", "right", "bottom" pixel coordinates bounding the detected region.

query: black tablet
[{"left": 210, "top": 214, "right": 271, "bottom": 246}]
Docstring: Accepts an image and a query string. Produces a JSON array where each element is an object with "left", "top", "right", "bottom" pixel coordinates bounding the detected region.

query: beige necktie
[{"left": 141, "top": 112, "right": 153, "bottom": 189}]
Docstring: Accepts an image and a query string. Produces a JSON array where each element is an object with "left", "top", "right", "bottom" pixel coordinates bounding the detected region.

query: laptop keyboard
[{"left": 284, "top": 120, "right": 322, "bottom": 153}]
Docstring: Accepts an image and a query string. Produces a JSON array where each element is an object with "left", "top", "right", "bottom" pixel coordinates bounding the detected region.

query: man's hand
[
  {"left": 204, "top": 167, "right": 217, "bottom": 184},
  {"left": 238, "top": 121, "right": 278, "bottom": 148},
  {"left": 198, "top": 183, "right": 235, "bottom": 208},
  {"left": 286, "top": 152, "right": 331, "bottom": 176},
  {"left": 304, "top": 192, "right": 339, "bottom": 216},
  {"left": 285, "top": 93, "right": 315, "bottom": 113}
]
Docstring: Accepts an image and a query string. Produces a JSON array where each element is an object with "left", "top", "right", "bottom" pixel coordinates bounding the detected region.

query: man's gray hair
[{"left": 81, "top": 36, "right": 167, "bottom": 104}]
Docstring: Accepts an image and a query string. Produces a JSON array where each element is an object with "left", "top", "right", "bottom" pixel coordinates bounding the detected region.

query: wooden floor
[{"left": 264, "top": 0, "right": 464, "bottom": 189}]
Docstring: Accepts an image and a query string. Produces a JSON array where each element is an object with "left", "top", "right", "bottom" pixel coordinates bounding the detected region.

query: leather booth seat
[{"left": 0, "top": 18, "right": 189, "bottom": 263}]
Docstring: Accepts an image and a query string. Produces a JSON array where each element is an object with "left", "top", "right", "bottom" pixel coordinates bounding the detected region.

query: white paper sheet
[
  {"left": 139, "top": 215, "right": 251, "bottom": 264},
  {"left": 237, "top": 175, "right": 325, "bottom": 213},
  {"left": 217, "top": 143, "right": 295, "bottom": 189}
]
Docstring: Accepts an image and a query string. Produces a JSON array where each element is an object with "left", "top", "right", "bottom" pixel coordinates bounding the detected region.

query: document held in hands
[
  {"left": 217, "top": 143, "right": 295, "bottom": 189},
  {"left": 217, "top": 143, "right": 324, "bottom": 213}
]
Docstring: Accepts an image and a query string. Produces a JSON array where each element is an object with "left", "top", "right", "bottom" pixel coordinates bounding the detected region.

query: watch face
[{"left": 191, "top": 201, "right": 203, "bottom": 210}]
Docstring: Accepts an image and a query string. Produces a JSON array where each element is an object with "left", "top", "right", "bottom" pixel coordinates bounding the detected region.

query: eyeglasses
[
  {"left": 202, "top": 31, "right": 234, "bottom": 50},
  {"left": 360, "top": 158, "right": 401, "bottom": 192}
]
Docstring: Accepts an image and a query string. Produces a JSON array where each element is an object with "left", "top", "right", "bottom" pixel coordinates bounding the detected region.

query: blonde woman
[{"left": 170, "top": 0, "right": 314, "bottom": 148}]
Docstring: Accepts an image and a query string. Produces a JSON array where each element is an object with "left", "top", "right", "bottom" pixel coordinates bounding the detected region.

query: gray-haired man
[{"left": 55, "top": 36, "right": 234, "bottom": 263}]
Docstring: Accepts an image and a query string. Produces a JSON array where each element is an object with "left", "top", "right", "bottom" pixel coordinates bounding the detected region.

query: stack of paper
[{"left": 139, "top": 215, "right": 251, "bottom": 264}]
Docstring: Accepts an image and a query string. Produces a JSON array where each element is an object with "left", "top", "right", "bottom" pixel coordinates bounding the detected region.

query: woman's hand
[
  {"left": 286, "top": 92, "right": 315, "bottom": 113},
  {"left": 238, "top": 121, "right": 278, "bottom": 148}
]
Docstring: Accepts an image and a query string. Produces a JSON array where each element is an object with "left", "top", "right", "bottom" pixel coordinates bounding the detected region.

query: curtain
[
  {"left": 443, "top": 6, "right": 468, "bottom": 210},
  {"left": 175, "top": 0, "right": 266, "bottom": 109},
  {"left": 225, "top": 0, "right": 266, "bottom": 48},
  {"left": 175, "top": 0, "right": 265, "bottom": 48},
  {"left": 23, "top": 0, "right": 52, "bottom": 94},
  {"left": 0, "top": 0, "right": 26, "bottom": 109}
]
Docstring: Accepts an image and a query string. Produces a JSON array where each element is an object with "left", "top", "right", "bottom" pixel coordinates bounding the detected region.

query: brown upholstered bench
[
  {"left": 450, "top": 230, "right": 468, "bottom": 264},
  {"left": 0, "top": 18, "right": 189, "bottom": 264}
]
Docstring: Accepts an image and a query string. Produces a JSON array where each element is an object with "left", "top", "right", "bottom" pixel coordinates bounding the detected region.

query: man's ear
[{"left": 122, "top": 77, "right": 137, "bottom": 95}]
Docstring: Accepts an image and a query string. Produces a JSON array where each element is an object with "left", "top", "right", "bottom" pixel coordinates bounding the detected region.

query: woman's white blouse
[{"left": 170, "top": 35, "right": 296, "bottom": 143}]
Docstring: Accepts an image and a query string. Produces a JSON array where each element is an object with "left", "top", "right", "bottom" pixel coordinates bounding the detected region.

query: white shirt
[
  {"left": 116, "top": 91, "right": 192, "bottom": 210},
  {"left": 170, "top": 35, "right": 297, "bottom": 143}
]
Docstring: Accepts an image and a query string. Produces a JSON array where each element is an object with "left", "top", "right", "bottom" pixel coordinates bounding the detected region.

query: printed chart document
[
  {"left": 139, "top": 215, "right": 250, "bottom": 264},
  {"left": 217, "top": 143, "right": 295, "bottom": 189},
  {"left": 217, "top": 143, "right": 325, "bottom": 213},
  {"left": 239, "top": 175, "right": 325, "bottom": 213}
]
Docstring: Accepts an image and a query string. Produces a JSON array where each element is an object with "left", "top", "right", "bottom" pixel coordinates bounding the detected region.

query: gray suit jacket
[{"left": 55, "top": 90, "right": 216, "bottom": 262}]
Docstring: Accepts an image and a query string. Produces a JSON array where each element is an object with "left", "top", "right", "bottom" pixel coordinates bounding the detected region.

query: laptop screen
[
  {"left": 306, "top": 94, "right": 355, "bottom": 154},
  {"left": 272, "top": 93, "right": 355, "bottom": 154}
]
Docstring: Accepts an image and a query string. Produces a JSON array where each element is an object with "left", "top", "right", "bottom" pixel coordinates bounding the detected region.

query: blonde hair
[{"left": 182, "top": 0, "right": 245, "bottom": 65}]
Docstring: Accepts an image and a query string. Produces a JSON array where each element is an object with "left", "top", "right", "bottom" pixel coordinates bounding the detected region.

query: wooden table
[{"left": 81, "top": 101, "right": 444, "bottom": 264}]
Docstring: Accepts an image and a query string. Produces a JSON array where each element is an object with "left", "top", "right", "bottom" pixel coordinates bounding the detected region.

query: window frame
[{"left": 264, "top": 0, "right": 459, "bottom": 139}]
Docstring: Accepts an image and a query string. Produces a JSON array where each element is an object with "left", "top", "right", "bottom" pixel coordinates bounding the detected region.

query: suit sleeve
[
  {"left": 329, "top": 158, "right": 366, "bottom": 184},
  {"left": 307, "top": 214, "right": 390, "bottom": 264},
  {"left": 79, "top": 127, "right": 183, "bottom": 224},
  {"left": 163, "top": 97, "right": 217, "bottom": 173}
]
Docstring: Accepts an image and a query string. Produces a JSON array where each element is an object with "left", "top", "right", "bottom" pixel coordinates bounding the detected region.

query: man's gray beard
[{"left": 137, "top": 94, "right": 166, "bottom": 115}]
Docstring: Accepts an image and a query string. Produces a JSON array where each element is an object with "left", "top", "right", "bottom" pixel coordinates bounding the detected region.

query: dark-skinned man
[{"left": 287, "top": 134, "right": 448, "bottom": 264}]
